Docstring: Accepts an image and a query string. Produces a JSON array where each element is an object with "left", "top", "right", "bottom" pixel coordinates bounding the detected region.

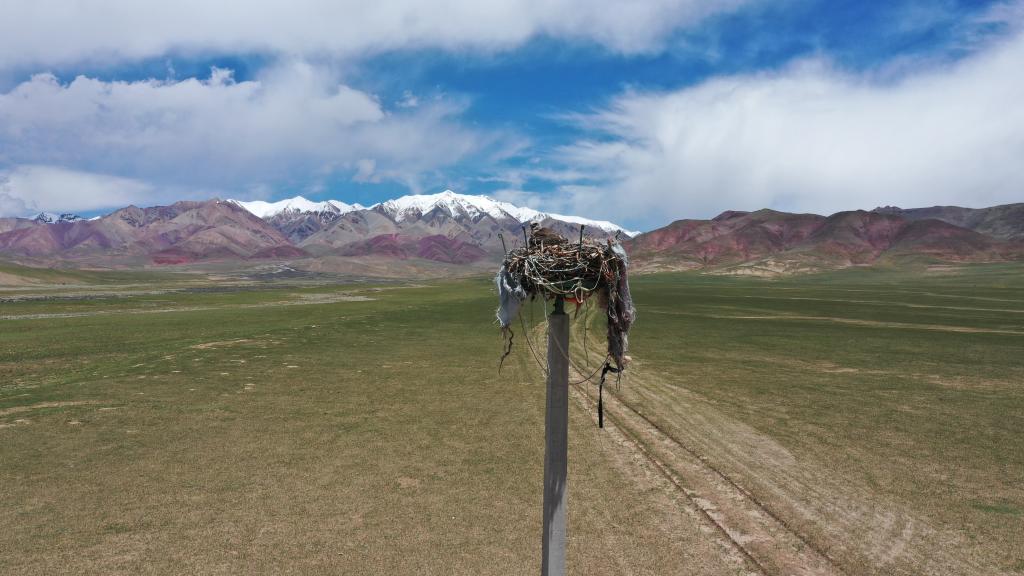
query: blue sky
[{"left": 1, "top": 0, "right": 1022, "bottom": 231}]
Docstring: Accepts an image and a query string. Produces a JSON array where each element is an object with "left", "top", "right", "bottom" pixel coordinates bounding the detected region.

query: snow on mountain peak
[
  {"left": 536, "top": 212, "right": 640, "bottom": 237},
  {"left": 372, "top": 189, "right": 638, "bottom": 236},
  {"left": 229, "top": 196, "right": 364, "bottom": 219},
  {"left": 32, "top": 212, "right": 84, "bottom": 224},
  {"left": 374, "top": 190, "right": 523, "bottom": 222},
  {"left": 230, "top": 190, "right": 638, "bottom": 236}
]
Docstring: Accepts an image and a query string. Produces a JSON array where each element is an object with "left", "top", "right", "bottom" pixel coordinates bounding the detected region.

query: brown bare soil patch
[
  {"left": 0, "top": 401, "right": 100, "bottom": 417},
  {"left": 190, "top": 339, "right": 254, "bottom": 350}
]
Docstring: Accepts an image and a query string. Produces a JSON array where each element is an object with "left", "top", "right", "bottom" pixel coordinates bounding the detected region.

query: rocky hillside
[
  {"left": 0, "top": 191, "right": 635, "bottom": 267},
  {"left": 229, "top": 197, "right": 365, "bottom": 244},
  {"left": 240, "top": 190, "right": 636, "bottom": 265},
  {"left": 4, "top": 193, "right": 1021, "bottom": 274},
  {"left": 627, "top": 208, "right": 1023, "bottom": 274},
  {"left": 0, "top": 200, "right": 299, "bottom": 264},
  {"left": 873, "top": 203, "right": 1024, "bottom": 240}
]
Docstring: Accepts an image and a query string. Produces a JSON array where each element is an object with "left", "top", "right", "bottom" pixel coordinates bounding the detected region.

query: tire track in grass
[
  {"left": 568, "top": 375, "right": 845, "bottom": 576},
  {"left": 524, "top": 315, "right": 842, "bottom": 574}
]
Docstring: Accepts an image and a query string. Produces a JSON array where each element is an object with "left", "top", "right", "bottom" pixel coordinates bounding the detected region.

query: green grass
[
  {"left": 618, "top": 263, "right": 1024, "bottom": 574},
  {"left": 0, "top": 259, "right": 179, "bottom": 286},
  {"left": 1, "top": 279, "right": 539, "bottom": 574},
  {"left": 2, "top": 276, "right": 742, "bottom": 575},
  {"left": 2, "top": 263, "right": 1022, "bottom": 574}
]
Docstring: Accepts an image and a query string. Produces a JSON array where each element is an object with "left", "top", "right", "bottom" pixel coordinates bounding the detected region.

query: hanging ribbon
[{"left": 598, "top": 362, "right": 620, "bottom": 429}]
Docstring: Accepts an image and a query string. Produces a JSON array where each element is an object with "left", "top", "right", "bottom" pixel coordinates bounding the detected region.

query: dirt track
[
  {"left": 520, "top": 316, "right": 999, "bottom": 576},
  {"left": 569, "top": 371, "right": 843, "bottom": 576}
]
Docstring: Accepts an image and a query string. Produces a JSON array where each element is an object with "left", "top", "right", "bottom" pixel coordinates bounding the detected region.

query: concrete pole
[{"left": 542, "top": 298, "right": 569, "bottom": 576}]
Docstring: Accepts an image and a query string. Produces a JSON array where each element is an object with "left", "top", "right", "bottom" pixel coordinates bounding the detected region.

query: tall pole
[{"left": 542, "top": 297, "right": 569, "bottom": 576}]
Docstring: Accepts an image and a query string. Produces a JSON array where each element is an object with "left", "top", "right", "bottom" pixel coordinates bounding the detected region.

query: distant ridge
[
  {"left": 0, "top": 200, "right": 297, "bottom": 264},
  {"left": 0, "top": 191, "right": 636, "bottom": 267},
  {"left": 228, "top": 190, "right": 638, "bottom": 265},
  {"left": 231, "top": 190, "right": 639, "bottom": 238},
  {"left": 627, "top": 206, "right": 1023, "bottom": 274},
  {"left": 32, "top": 212, "right": 84, "bottom": 224},
  {"left": 2, "top": 196, "right": 1022, "bottom": 275},
  {"left": 872, "top": 203, "right": 1024, "bottom": 241},
  {"left": 289, "top": 190, "right": 636, "bottom": 263},
  {"left": 229, "top": 196, "right": 364, "bottom": 219}
]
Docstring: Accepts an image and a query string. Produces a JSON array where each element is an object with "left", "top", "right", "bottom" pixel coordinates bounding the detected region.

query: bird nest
[
  {"left": 496, "top": 225, "right": 635, "bottom": 370},
  {"left": 503, "top": 239, "right": 620, "bottom": 301}
]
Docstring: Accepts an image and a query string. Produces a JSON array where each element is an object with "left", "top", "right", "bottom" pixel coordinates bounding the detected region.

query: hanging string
[
  {"left": 597, "top": 362, "right": 620, "bottom": 429},
  {"left": 518, "top": 311, "right": 612, "bottom": 387},
  {"left": 496, "top": 225, "right": 634, "bottom": 429}
]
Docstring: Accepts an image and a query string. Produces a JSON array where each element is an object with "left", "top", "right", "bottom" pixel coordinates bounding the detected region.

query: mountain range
[
  {"left": 1, "top": 192, "right": 1021, "bottom": 275},
  {"left": 626, "top": 203, "right": 1024, "bottom": 275},
  {"left": 0, "top": 191, "right": 634, "bottom": 270}
]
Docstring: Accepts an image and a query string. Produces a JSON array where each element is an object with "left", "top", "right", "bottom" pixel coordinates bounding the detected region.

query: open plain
[{"left": 2, "top": 262, "right": 1022, "bottom": 575}]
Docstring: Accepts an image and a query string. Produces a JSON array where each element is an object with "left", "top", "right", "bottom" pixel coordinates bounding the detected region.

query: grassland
[
  {"left": 1, "top": 263, "right": 1022, "bottom": 574},
  {"left": 604, "top": 264, "right": 1024, "bottom": 575},
  {"left": 0, "top": 259, "right": 180, "bottom": 287}
]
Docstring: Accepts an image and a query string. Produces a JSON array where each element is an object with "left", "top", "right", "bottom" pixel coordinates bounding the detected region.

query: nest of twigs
[
  {"left": 496, "top": 226, "right": 635, "bottom": 371},
  {"left": 502, "top": 237, "right": 623, "bottom": 302}
]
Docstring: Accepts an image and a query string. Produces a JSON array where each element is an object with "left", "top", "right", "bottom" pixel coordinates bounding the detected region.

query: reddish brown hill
[
  {"left": 0, "top": 200, "right": 296, "bottom": 263},
  {"left": 0, "top": 220, "right": 115, "bottom": 257},
  {"left": 337, "top": 233, "right": 488, "bottom": 264},
  {"left": 4, "top": 196, "right": 1020, "bottom": 274},
  {"left": 625, "top": 209, "right": 826, "bottom": 269},
  {"left": 794, "top": 210, "right": 907, "bottom": 264},
  {"left": 0, "top": 218, "right": 41, "bottom": 235},
  {"left": 629, "top": 208, "right": 1023, "bottom": 273},
  {"left": 885, "top": 219, "right": 1009, "bottom": 260},
  {"left": 789, "top": 211, "right": 1019, "bottom": 265},
  {"left": 249, "top": 245, "right": 309, "bottom": 260},
  {"left": 874, "top": 203, "right": 1024, "bottom": 240},
  {"left": 415, "top": 235, "right": 489, "bottom": 264}
]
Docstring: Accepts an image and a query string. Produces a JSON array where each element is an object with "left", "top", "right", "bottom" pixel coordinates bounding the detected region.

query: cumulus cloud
[
  {"left": 0, "top": 61, "right": 499, "bottom": 204},
  {"left": 0, "top": 0, "right": 753, "bottom": 69},
  {"left": 552, "top": 28, "right": 1024, "bottom": 227},
  {"left": 0, "top": 165, "right": 156, "bottom": 216}
]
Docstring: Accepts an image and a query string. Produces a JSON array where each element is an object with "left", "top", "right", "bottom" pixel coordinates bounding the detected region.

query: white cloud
[
  {"left": 397, "top": 91, "right": 419, "bottom": 109},
  {"left": 0, "top": 1, "right": 754, "bottom": 70},
  {"left": 0, "top": 165, "right": 155, "bottom": 216},
  {"left": 553, "top": 29, "right": 1024, "bottom": 226},
  {"left": 353, "top": 159, "right": 377, "bottom": 182},
  {"left": 0, "top": 61, "right": 497, "bottom": 203},
  {"left": 491, "top": 189, "right": 549, "bottom": 211},
  {"left": 0, "top": 191, "right": 28, "bottom": 217}
]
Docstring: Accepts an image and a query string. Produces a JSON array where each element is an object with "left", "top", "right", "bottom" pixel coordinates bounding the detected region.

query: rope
[
  {"left": 496, "top": 226, "right": 633, "bottom": 428},
  {"left": 597, "top": 362, "right": 621, "bottom": 429},
  {"left": 517, "top": 310, "right": 611, "bottom": 386},
  {"left": 497, "top": 325, "right": 514, "bottom": 371}
]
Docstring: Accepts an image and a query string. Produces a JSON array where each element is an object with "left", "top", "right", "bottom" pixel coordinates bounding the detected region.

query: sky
[{"left": 1, "top": 0, "right": 1022, "bottom": 231}]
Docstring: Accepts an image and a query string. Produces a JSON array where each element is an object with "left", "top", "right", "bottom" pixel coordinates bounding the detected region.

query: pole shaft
[{"left": 542, "top": 308, "right": 569, "bottom": 576}]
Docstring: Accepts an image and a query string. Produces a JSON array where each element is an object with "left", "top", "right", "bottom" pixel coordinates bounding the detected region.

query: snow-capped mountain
[
  {"left": 228, "top": 196, "right": 364, "bottom": 219},
  {"left": 223, "top": 190, "right": 639, "bottom": 264},
  {"left": 233, "top": 190, "right": 637, "bottom": 237},
  {"left": 32, "top": 212, "right": 84, "bottom": 224},
  {"left": 228, "top": 196, "right": 367, "bottom": 244},
  {"left": 4, "top": 195, "right": 1021, "bottom": 272},
  {"left": 374, "top": 190, "right": 531, "bottom": 223},
  {"left": 371, "top": 190, "right": 638, "bottom": 236}
]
